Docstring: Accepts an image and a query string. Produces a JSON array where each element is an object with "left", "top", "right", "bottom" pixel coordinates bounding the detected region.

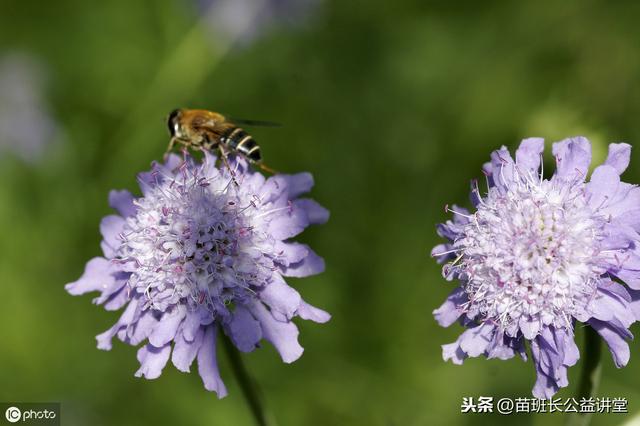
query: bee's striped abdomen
[{"left": 222, "top": 127, "right": 262, "bottom": 163}]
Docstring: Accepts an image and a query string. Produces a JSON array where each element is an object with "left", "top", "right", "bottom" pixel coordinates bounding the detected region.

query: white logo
[{"left": 5, "top": 407, "right": 21, "bottom": 423}]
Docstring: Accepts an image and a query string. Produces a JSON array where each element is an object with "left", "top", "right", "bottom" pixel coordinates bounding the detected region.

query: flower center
[
  {"left": 116, "top": 173, "right": 270, "bottom": 316},
  {"left": 456, "top": 176, "right": 604, "bottom": 337}
]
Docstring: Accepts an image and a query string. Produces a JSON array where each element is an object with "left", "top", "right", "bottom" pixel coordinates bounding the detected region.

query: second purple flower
[{"left": 433, "top": 137, "right": 640, "bottom": 398}]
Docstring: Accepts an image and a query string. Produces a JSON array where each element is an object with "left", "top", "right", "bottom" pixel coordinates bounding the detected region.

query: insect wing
[{"left": 227, "top": 117, "right": 282, "bottom": 128}]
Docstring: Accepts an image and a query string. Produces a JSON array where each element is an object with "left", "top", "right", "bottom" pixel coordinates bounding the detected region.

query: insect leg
[
  {"left": 218, "top": 144, "right": 240, "bottom": 187},
  {"left": 256, "top": 162, "right": 279, "bottom": 174},
  {"left": 164, "top": 137, "right": 179, "bottom": 159}
]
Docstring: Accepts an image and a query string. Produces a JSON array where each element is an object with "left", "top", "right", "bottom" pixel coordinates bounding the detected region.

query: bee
[{"left": 166, "top": 108, "right": 278, "bottom": 174}]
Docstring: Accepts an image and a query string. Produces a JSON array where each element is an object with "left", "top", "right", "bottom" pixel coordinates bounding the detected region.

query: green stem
[
  {"left": 222, "top": 333, "right": 275, "bottom": 426},
  {"left": 567, "top": 326, "right": 601, "bottom": 426}
]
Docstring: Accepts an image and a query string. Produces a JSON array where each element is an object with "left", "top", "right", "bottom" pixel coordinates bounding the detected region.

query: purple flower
[
  {"left": 433, "top": 137, "right": 640, "bottom": 398},
  {"left": 66, "top": 152, "right": 330, "bottom": 397}
]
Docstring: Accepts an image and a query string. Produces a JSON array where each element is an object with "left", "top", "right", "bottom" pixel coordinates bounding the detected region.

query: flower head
[
  {"left": 433, "top": 137, "right": 640, "bottom": 398},
  {"left": 66, "top": 152, "right": 330, "bottom": 397}
]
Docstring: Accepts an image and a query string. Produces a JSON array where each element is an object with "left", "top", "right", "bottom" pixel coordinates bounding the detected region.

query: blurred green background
[{"left": 1, "top": 0, "right": 640, "bottom": 425}]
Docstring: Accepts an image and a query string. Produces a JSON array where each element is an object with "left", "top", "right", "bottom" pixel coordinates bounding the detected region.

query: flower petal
[
  {"left": 552, "top": 137, "right": 591, "bottom": 181},
  {"left": 102, "top": 285, "right": 130, "bottom": 311},
  {"left": 587, "top": 165, "right": 620, "bottom": 210},
  {"left": 260, "top": 172, "right": 314, "bottom": 202},
  {"left": 282, "top": 248, "right": 325, "bottom": 277},
  {"left": 273, "top": 241, "right": 309, "bottom": 266},
  {"left": 267, "top": 207, "right": 309, "bottom": 240},
  {"left": 613, "top": 268, "right": 640, "bottom": 290},
  {"left": 197, "top": 325, "right": 228, "bottom": 397},
  {"left": 122, "top": 308, "right": 159, "bottom": 346},
  {"left": 227, "top": 304, "right": 262, "bottom": 352},
  {"left": 182, "top": 309, "right": 204, "bottom": 342},
  {"left": 249, "top": 300, "right": 303, "bottom": 363},
  {"left": 259, "top": 276, "right": 301, "bottom": 322},
  {"left": 442, "top": 342, "right": 467, "bottom": 365},
  {"left": 458, "top": 323, "right": 495, "bottom": 357},
  {"left": 615, "top": 208, "right": 640, "bottom": 233},
  {"left": 488, "top": 146, "right": 516, "bottom": 188},
  {"left": 604, "top": 143, "right": 631, "bottom": 175},
  {"left": 431, "top": 243, "right": 455, "bottom": 264},
  {"left": 628, "top": 288, "right": 640, "bottom": 321},
  {"left": 109, "top": 189, "right": 137, "bottom": 218},
  {"left": 134, "top": 343, "right": 171, "bottom": 380},
  {"left": 296, "top": 300, "right": 331, "bottom": 323},
  {"left": 172, "top": 326, "right": 204, "bottom": 373},
  {"left": 100, "top": 215, "right": 125, "bottom": 258},
  {"left": 531, "top": 363, "right": 558, "bottom": 399},
  {"left": 65, "top": 257, "right": 113, "bottom": 295},
  {"left": 284, "top": 172, "right": 314, "bottom": 198},
  {"left": 515, "top": 137, "right": 544, "bottom": 174},
  {"left": 530, "top": 329, "right": 573, "bottom": 399},
  {"left": 588, "top": 319, "right": 631, "bottom": 368},
  {"left": 562, "top": 332, "right": 580, "bottom": 367},
  {"left": 433, "top": 287, "right": 467, "bottom": 327},
  {"left": 96, "top": 299, "right": 139, "bottom": 350},
  {"left": 486, "top": 332, "right": 520, "bottom": 360},
  {"left": 591, "top": 282, "right": 635, "bottom": 328},
  {"left": 602, "top": 185, "right": 640, "bottom": 219},
  {"left": 148, "top": 306, "right": 186, "bottom": 347},
  {"left": 519, "top": 316, "right": 541, "bottom": 340},
  {"left": 295, "top": 199, "right": 330, "bottom": 225}
]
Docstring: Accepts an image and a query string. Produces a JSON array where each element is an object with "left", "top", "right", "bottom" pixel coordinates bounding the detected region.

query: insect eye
[{"left": 167, "top": 109, "right": 180, "bottom": 136}]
